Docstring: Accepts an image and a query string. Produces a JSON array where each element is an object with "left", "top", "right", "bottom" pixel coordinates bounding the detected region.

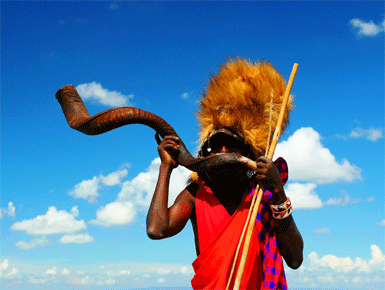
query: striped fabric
[{"left": 250, "top": 157, "right": 289, "bottom": 289}]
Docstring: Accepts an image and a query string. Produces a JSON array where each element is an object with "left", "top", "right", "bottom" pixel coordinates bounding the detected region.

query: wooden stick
[
  {"left": 268, "top": 63, "right": 299, "bottom": 159},
  {"left": 225, "top": 184, "right": 258, "bottom": 290},
  {"left": 231, "top": 63, "right": 298, "bottom": 289}
]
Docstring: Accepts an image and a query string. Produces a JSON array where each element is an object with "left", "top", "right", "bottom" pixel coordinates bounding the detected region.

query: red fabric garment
[
  {"left": 192, "top": 182, "right": 263, "bottom": 289},
  {"left": 191, "top": 158, "right": 289, "bottom": 289}
]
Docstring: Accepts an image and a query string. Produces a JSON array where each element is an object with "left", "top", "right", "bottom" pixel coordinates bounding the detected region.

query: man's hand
[
  {"left": 255, "top": 156, "right": 286, "bottom": 204},
  {"left": 157, "top": 136, "right": 180, "bottom": 168}
]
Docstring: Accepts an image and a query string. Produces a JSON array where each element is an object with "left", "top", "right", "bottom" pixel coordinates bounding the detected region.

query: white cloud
[
  {"left": 68, "top": 176, "right": 100, "bottom": 202},
  {"left": 11, "top": 206, "right": 86, "bottom": 236},
  {"left": 285, "top": 182, "right": 323, "bottom": 209},
  {"left": 368, "top": 245, "right": 385, "bottom": 268},
  {"left": 350, "top": 127, "right": 383, "bottom": 141},
  {"left": 117, "top": 159, "right": 161, "bottom": 207},
  {"left": 0, "top": 260, "right": 194, "bottom": 287},
  {"left": 0, "top": 202, "right": 16, "bottom": 218},
  {"left": 71, "top": 206, "right": 79, "bottom": 217},
  {"left": 181, "top": 92, "right": 189, "bottom": 99},
  {"left": 313, "top": 227, "right": 330, "bottom": 234},
  {"left": 89, "top": 201, "right": 136, "bottom": 227},
  {"left": 0, "top": 259, "right": 9, "bottom": 270},
  {"left": 45, "top": 267, "right": 57, "bottom": 275},
  {"left": 76, "top": 82, "right": 133, "bottom": 107},
  {"left": 180, "top": 266, "right": 188, "bottom": 274},
  {"left": 337, "top": 127, "right": 384, "bottom": 141},
  {"left": 349, "top": 18, "right": 385, "bottom": 37},
  {"left": 274, "top": 127, "right": 362, "bottom": 184},
  {"left": 62, "top": 268, "right": 70, "bottom": 275},
  {"left": 117, "top": 158, "right": 191, "bottom": 208},
  {"left": 15, "top": 236, "right": 52, "bottom": 250},
  {"left": 7, "top": 202, "right": 16, "bottom": 217},
  {"left": 106, "top": 278, "right": 116, "bottom": 285},
  {"left": 326, "top": 191, "right": 361, "bottom": 206},
  {"left": 157, "top": 268, "right": 171, "bottom": 275},
  {"left": 59, "top": 233, "right": 94, "bottom": 244},
  {"left": 308, "top": 244, "right": 385, "bottom": 273},
  {"left": 68, "top": 167, "right": 130, "bottom": 202},
  {"left": 5, "top": 267, "right": 19, "bottom": 277},
  {"left": 100, "top": 168, "right": 128, "bottom": 186},
  {"left": 158, "top": 277, "right": 165, "bottom": 283},
  {"left": 118, "top": 270, "right": 131, "bottom": 276}
]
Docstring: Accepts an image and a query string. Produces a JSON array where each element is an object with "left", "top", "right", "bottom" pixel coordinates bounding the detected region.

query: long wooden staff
[{"left": 228, "top": 63, "right": 298, "bottom": 290}]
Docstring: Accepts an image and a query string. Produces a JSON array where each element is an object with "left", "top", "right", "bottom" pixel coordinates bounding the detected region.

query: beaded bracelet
[{"left": 270, "top": 197, "right": 293, "bottom": 220}]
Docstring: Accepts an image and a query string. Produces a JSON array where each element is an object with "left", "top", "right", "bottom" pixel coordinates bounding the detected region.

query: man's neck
[{"left": 207, "top": 179, "right": 252, "bottom": 215}]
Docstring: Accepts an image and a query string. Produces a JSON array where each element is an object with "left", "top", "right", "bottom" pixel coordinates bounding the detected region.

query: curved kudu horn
[{"left": 55, "top": 85, "right": 258, "bottom": 173}]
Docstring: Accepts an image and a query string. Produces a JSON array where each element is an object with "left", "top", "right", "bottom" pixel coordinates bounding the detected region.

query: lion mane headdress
[{"left": 190, "top": 57, "right": 293, "bottom": 181}]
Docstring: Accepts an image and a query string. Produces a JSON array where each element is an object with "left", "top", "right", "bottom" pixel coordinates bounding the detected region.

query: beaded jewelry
[{"left": 270, "top": 197, "right": 293, "bottom": 220}]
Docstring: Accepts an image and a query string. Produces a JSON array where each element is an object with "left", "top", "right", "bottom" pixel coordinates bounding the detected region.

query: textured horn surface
[{"left": 56, "top": 85, "right": 256, "bottom": 172}]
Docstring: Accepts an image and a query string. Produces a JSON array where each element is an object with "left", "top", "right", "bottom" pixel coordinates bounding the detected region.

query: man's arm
[
  {"left": 146, "top": 136, "right": 194, "bottom": 239},
  {"left": 255, "top": 156, "right": 304, "bottom": 269}
]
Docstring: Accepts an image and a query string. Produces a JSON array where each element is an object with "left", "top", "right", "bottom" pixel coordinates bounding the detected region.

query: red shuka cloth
[
  {"left": 191, "top": 181, "right": 263, "bottom": 289},
  {"left": 191, "top": 157, "right": 289, "bottom": 290}
]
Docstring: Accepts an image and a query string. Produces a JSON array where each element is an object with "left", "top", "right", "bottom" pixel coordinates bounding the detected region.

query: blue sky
[{"left": 1, "top": 1, "right": 384, "bottom": 289}]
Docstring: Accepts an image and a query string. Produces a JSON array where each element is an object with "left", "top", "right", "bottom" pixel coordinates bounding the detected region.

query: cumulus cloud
[
  {"left": 89, "top": 201, "right": 136, "bottom": 227},
  {"left": 76, "top": 82, "right": 133, "bottom": 107},
  {"left": 349, "top": 17, "right": 385, "bottom": 37},
  {"left": 59, "top": 233, "right": 94, "bottom": 244},
  {"left": 45, "top": 267, "right": 57, "bottom": 275},
  {"left": 68, "top": 176, "right": 100, "bottom": 202},
  {"left": 71, "top": 206, "right": 79, "bottom": 217},
  {"left": 68, "top": 168, "right": 129, "bottom": 202},
  {"left": 7, "top": 202, "right": 16, "bottom": 217},
  {"left": 180, "top": 266, "right": 189, "bottom": 274},
  {"left": 285, "top": 182, "right": 323, "bottom": 209},
  {"left": 11, "top": 206, "right": 86, "bottom": 236},
  {"left": 181, "top": 92, "right": 190, "bottom": 99},
  {"left": 0, "top": 202, "right": 16, "bottom": 218},
  {"left": 0, "top": 259, "right": 9, "bottom": 270},
  {"left": 15, "top": 236, "right": 52, "bottom": 250},
  {"left": 309, "top": 245, "right": 385, "bottom": 273},
  {"left": 336, "top": 127, "right": 383, "bottom": 141},
  {"left": 274, "top": 127, "right": 362, "bottom": 184},
  {"left": 117, "top": 158, "right": 190, "bottom": 208},
  {"left": 0, "top": 260, "right": 194, "bottom": 287},
  {"left": 100, "top": 168, "right": 128, "bottom": 186}
]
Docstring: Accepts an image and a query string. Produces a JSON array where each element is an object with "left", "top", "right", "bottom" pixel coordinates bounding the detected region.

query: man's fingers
[
  {"left": 163, "top": 135, "right": 180, "bottom": 143},
  {"left": 162, "top": 140, "right": 180, "bottom": 149}
]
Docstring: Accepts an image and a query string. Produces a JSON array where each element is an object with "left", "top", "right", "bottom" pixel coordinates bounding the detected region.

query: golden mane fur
[
  {"left": 197, "top": 57, "right": 293, "bottom": 155},
  {"left": 190, "top": 58, "right": 293, "bottom": 182}
]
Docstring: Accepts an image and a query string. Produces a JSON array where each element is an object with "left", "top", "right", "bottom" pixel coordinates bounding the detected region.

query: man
[{"left": 147, "top": 58, "right": 303, "bottom": 289}]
